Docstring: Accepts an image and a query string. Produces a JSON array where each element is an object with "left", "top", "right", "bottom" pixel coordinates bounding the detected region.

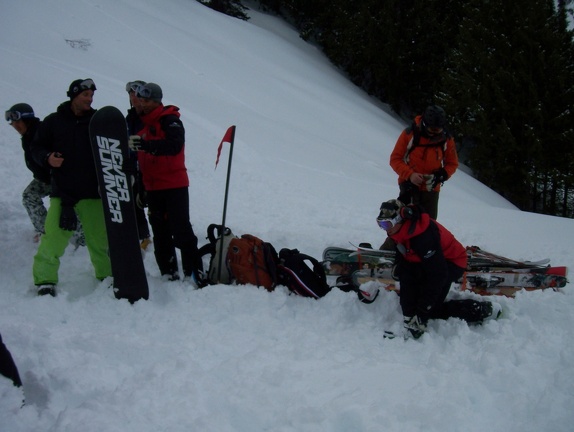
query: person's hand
[
  {"left": 47, "top": 152, "right": 64, "bottom": 168},
  {"left": 59, "top": 205, "right": 78, "bottom": 231},
  {"left": 409, "top": 172, "right": 425, "bottom": 186}
]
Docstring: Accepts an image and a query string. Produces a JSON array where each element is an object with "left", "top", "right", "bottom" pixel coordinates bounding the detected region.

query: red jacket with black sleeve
[
  {"left": 390, "top": 213, "right": 467, "bottom": 316},
  {"left": 137, "top": 104, "right": 189, "bottom": 191}
]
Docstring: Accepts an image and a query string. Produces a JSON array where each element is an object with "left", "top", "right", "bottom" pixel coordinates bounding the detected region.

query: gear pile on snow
[{"left": 322, "top": 244, "right": 568, "bottom": 297}]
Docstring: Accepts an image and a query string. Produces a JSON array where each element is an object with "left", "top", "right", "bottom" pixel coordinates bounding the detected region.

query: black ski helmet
[
  {"left": 8, "top": 103, "right": 34, "bottom": 116},
  {"left": 422, "top": 105, "right": 446, "bottom": 129},
  {"left": 5, "top": 103, "right": 35, "bottom": 122},
  {"left": 378, "top": 199, "right": 404, "bottom": 220}
]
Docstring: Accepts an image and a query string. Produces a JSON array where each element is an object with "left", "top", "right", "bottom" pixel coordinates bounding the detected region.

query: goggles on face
[
  {"left": 5, "top": 110, "right": 34, "bottom": 122},
  {"left": 422, "top": 120, "right": 443, "bottom": 135},
  {"left": 376, "top": 214, "right": 402, "bottom": 231}
]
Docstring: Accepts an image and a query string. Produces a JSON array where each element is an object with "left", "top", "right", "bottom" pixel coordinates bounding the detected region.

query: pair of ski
[{"left": 323, "top": 244, "right": 568, "bottom": 297}]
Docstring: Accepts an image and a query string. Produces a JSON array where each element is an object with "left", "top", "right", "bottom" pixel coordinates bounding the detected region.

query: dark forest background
[{"left": 198, "top": 0, "right": 574, "bottom": 218}]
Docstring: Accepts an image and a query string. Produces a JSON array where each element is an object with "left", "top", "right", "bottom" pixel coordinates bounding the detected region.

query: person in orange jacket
[{"left": 389, "top": 105, "right": 459, "bottom": 220}]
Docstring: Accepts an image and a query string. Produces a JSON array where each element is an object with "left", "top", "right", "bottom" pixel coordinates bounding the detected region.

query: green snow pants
[{"left": 33, "top": 197, "right": 112, "bottom": 285}]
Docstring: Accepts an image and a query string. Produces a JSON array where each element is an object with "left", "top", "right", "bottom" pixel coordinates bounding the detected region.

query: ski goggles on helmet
[
  {"left": 125, "top": 81, "right": 145, "bottom": 93},
  {"left": 136, "top": 86, "right": 154, "bottom": 99},
  {"left": 77, "top": 79, "right": 96, "bottom": 91},
  {"left": 5, "top": 110, "right": 34, "bottom": 122},
  {"left": 376, "top": 214, "right": 402, "bottom": 231}
]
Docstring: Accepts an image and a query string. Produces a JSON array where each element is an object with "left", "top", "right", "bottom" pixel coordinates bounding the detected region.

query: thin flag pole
[{"left": 215, "top": 125, "right": 236, "bottom": 283}]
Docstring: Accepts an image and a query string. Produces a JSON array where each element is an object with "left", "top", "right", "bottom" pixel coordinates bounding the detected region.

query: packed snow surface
[{"left": 1, "top": 1, "right": 573, "bottom": 431}]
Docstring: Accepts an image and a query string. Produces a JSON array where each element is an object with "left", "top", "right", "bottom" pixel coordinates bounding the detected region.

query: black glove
[
  {"left": 400, "top": 205, "right": 420, "bottom": 220},
  {"left": 398, "top": 181, "right": 416, "bottom": 204},
  {"left": 431, "top": 168, "right": 449, "bottom": 189},
  {"left": 59, "top": 205, "right": 78, "bottom": 231}
]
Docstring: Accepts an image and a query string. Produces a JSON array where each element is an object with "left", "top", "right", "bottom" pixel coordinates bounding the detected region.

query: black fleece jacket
[{"left": 31, "top": 101, "right": 100, "bottom": 201}]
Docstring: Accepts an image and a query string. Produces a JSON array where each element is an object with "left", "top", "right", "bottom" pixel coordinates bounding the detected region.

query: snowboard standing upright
[{"left": 89, "top": 106, "right": 149, "bottom": 302}]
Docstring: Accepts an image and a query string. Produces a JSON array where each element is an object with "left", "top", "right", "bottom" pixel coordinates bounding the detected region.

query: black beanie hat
[{"left": 67, "top": 78, "right": 97, "bottom": 100}]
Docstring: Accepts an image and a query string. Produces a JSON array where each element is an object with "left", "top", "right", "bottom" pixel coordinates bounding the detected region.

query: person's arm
[{"left": 139, "top": 115, "right": 185, "bottom": 155}]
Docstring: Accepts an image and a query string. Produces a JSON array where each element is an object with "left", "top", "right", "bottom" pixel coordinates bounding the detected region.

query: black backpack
[{"left": 278, "top": 248, "right": 331, "bottom": 299}]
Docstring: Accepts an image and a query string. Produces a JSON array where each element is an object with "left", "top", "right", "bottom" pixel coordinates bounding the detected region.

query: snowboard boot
[
  {"left": 444, "top": 299, "right": 502, "bottom": 323},
  {"left": 403, "top": 315, "right": 427, "bottom": 339},
  {"left": 480, "top": 301, "right": 503, "bottom": 321},
  {"left": 37, "top": 284, "right": 56, "bottom": 297},
  {"left": 163, "top": 272, "right": 180, "bottom": 282},
  {"left": 183, "top": 270, "right": 208, "bottom": 289}
]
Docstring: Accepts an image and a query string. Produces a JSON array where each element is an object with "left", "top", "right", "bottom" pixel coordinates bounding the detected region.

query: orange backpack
[{"left": 227, "top": 234, "right": 279, "bottom": 291}]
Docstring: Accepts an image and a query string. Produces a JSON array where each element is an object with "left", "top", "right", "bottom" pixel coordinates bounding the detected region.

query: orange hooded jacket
[{"left": 389, "top": 115, "right": 459, "bottom": 191}]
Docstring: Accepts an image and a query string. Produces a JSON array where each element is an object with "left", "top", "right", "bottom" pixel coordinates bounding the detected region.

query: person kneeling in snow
[{"left": 377, "top": 199, "right": 500, "bottom": 339}]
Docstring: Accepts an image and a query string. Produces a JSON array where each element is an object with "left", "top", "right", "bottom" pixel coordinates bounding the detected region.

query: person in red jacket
[
  {"left": 389, "top": 105, "right": 459, "bottom": 220},
  {"left": 377, "top": 199, "right": 499, "bottom": 339},
  {"left": 128, "top": 83, "right": 204, "bottom": 286},
  {"left": 124, "top": 80, "right": 151, "bottom": 251}
]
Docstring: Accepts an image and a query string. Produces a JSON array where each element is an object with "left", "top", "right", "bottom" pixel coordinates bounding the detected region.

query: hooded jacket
[
  {"left": 391, "top": 213, "right": 467, "bottom": 268},
  {"left": 390, "top": 115, "right": 459, "bottom": 191},
  {"left": 31, "top": 101, "right": 100, "bottom": 201},
  {"left": 136, "top": 104, "right": 188, "bottom": 191},
  {"left": 21, "top": 117, "right": 50, "bottom": 184}
]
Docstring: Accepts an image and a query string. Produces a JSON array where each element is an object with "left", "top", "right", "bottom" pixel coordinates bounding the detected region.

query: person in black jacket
[
  {"left": 6, "top": 104, "right": 48, "bottom": 242},
  {"left": 30, "top": 79, "right": 112, "bottom": 296},
  {"left": 6, "top": 103, "right": 85, "bottom": 248}
]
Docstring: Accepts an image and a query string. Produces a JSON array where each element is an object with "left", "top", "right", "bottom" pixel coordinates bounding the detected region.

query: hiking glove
[
  {"left": 128, "top": 135, "right": 141, "bottom": 151},
  {"left": 431, "top": 168, "right": 449, "bottom": 190},
  {"left": 59, "top": 205, "right": 78, "bottom": 231},
  {"left": 128, "top": 135, "right": 150, "bottom": 151},
  {"left": 423, "top": 174, "right": 435, "bottom": 191}
]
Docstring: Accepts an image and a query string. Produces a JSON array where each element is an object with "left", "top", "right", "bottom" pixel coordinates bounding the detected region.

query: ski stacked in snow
[{"left": 323, "top": 244, "right": 568, "bottom": 297}]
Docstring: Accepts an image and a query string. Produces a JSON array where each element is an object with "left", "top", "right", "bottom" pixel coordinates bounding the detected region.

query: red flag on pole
[{"left": 215, "top": 125, "right": 236, "bottom": 169}]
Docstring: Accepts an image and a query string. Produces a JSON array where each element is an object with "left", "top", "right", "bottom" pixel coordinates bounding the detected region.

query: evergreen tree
[
  {"left": 438, "top": 0, "right": 574, "bottom": 213},
  {"left": 196, "top": 0, "right": 249, "bottom": 20}
]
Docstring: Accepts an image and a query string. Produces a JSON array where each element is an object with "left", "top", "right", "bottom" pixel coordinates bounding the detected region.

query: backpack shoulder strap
[{"left": 404, "top": 122, "right": 420, "bottom": 162}]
